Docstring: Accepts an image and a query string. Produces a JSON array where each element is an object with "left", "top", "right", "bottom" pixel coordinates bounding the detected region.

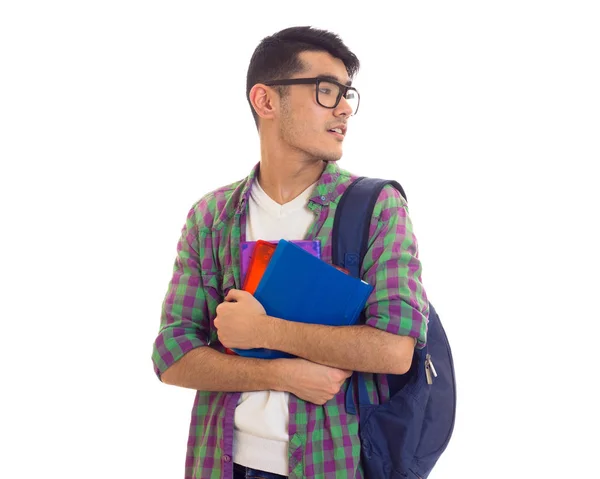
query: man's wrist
[
  {"left": 262, "top": 315, "right": 287, "bottom": 350},
  {"left": 265, "top": 357, "right": 289, "bottom": 392}
]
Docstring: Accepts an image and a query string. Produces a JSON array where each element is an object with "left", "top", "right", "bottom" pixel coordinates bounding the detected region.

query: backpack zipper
[{"left": 425, "top": 353, "right": 438, "bottom": 385}]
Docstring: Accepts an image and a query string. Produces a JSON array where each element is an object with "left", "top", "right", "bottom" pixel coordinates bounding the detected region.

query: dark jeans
[{"left": 233, "top": 462, "right": 288, "bottom": 479}]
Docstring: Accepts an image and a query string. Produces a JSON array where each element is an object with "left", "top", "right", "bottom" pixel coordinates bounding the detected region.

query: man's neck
[{"left": 257, "top": 150, "right": 326, "bottom": 205}]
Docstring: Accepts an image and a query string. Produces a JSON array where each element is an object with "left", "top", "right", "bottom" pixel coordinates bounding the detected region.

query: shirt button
[
  {"left": 321, "top": 195, "right": 326, "bottom": 201},
  {"left": 223, "top": 455, "right": 231, "bottom": 462}
]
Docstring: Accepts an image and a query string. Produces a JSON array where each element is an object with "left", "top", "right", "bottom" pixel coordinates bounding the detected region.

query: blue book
[{"left": 233, "top": 239, "right": 374, "bottom": 359}]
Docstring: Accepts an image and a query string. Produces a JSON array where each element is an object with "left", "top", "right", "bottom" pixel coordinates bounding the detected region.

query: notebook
[
  {"left": 240, "top": 239, "right": 321, "bottom": 284},
  {"left": 233, "top": 239, "right": 374, "bottom": 359},
  {"left": 225, "top": 239, "right": 322, "bottom": 355},
  {"left": 242, "top": 240, "right": 278, "bottom": 295}
]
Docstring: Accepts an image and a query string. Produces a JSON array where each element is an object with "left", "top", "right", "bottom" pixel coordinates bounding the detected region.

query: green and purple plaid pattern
[{"left": 152, "top": 161, "right": 429, "bottom": 479}]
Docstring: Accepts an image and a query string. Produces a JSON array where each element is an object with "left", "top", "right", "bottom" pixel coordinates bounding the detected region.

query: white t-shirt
[{"left": 232, "top": 178, "right": 316, "bottom": 475}]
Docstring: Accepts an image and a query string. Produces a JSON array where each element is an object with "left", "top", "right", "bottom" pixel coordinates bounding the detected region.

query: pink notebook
[{"left": 240, "top": 240, "right": 321, "bottom": 283}]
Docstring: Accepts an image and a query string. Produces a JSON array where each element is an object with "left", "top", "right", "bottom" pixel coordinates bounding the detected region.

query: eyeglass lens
[{"left": 317, "top": 81, "right": 358, "bottom": 114}]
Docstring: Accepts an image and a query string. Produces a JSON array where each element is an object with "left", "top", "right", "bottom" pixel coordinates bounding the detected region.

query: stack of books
[{"left": 225, "top": 239, "right": 373, "bottom": 359}]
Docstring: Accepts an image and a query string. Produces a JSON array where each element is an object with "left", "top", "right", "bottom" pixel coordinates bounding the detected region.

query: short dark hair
[{"left": 246, "top": 26, "right": 360, "bottom": 128}]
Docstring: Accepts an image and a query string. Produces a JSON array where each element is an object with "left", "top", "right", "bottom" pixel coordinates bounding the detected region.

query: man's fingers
[
  {"left": 225, "top": 289, "right": 243, "bottom": 302},
  {"left": 225, "top": 289, "right": 250, "bottom": 301}
]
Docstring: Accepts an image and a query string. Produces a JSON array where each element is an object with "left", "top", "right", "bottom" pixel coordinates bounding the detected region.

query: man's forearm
[
  {"left": 264, "top": 319, "right": 414, "bottom": 375},
  {"left": 160, "top": 346, "right": 281, "bottom": 392}
]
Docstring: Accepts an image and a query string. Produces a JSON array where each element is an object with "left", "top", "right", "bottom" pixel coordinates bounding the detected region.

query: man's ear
[{"left": 249, "top": 84, "right": 278, "bottom": 121}]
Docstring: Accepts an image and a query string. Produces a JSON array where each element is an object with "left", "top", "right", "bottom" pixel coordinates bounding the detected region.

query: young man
[{"left": 152, "top": 26, "right": 429, "bottom": 479}]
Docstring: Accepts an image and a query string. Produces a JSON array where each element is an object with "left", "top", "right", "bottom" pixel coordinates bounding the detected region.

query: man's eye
[
  {"left": 346, "top": 92, "right": 355, "bottom": 100},
  {"left": 319, "top": 88, "right": 333, "bottom": 95}
]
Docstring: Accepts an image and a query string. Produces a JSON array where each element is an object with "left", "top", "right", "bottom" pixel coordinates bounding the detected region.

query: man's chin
[
  {"left": 301, "top": 145, "right": 343, "bottom": 163},
  {"left": 320, "top": 149, "right": 343, "bottom": 162}
]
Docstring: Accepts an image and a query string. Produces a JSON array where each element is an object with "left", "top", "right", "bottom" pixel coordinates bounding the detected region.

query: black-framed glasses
[{"left": 264, "top": 76, "right": 360, "bottom": 115}]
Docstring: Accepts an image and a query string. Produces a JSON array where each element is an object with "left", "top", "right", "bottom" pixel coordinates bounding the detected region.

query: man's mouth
[{"left": 328, "top": 125, "right": 347, "bottom": 139}]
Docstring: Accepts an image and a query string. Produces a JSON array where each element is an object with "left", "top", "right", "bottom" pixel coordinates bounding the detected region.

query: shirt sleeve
[
  {"left": 361, "top": 184, "right": 429, "bottom": 349},
  {"left": 151, "top": 200, "right": 212, "bottom": 380}
]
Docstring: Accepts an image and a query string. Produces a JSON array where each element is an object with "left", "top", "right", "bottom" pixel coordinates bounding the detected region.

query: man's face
[{"left": 277, "top": 51, "right": 355, "bottom": 163}]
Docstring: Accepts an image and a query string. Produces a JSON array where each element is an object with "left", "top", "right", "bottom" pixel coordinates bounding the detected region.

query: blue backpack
[{"left": 332, "top": 177, "right": 457, "bottom": 479}]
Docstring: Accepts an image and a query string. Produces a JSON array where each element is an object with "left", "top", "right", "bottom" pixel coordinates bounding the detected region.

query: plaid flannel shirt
[{"left": 152, "top": 161, "right": 429, "bottom": 478}]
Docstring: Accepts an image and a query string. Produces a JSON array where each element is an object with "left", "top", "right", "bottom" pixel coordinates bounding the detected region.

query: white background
[{"left": 1, "top": 1, "right": 599, "bottom": 478}]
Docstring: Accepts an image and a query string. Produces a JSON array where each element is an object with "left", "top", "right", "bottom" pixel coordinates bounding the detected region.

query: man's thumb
[{"left": 225, "top": 288, "right": 243, "bottom": 302}]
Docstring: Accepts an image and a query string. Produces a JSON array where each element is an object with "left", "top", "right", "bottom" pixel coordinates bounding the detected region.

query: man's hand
[
  {"left": 214, "top": 289, "right": 269, "bottom": 350},
  {"left": 274, "top": 358, "right": 353, "bottom": 405}
]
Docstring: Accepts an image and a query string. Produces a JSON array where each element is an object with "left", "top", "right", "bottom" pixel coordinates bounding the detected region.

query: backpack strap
[{"left": 332, "top": 176, "right": 407, "bottom": 415}]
